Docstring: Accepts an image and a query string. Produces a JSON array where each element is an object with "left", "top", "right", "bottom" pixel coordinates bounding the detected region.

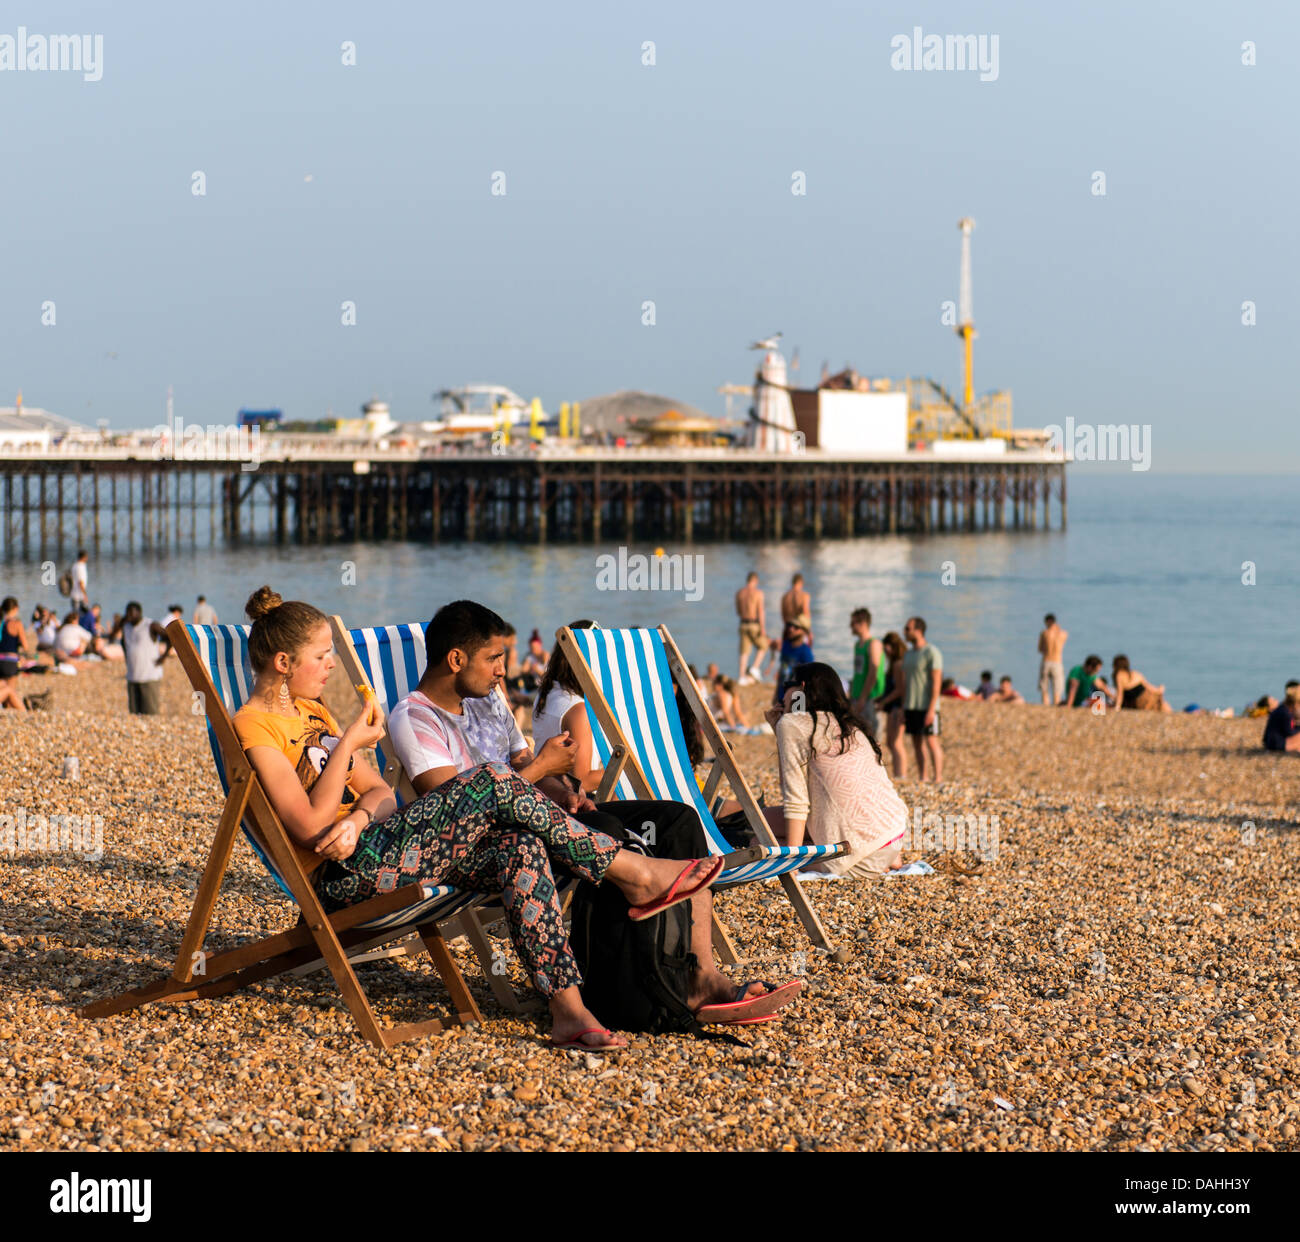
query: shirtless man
[
  {"left": 781, "top": 574, "right": 812, "bottom": 637},
  {"left": 735, "top": 572, "right": 766, "bottom": 684},
  {"left": 1037, "top": 613, "right": 1068, "bottom": 705}
]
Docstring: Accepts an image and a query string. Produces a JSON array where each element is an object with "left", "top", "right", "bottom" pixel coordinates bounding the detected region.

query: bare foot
[
  {"left": 607, "top": 854, "right": 718, "bottom": 910},
  {"left": 549, "top": 987, "right": 626, "bottom": 1049},
  {"left": 689, "top": 971, "right": 775, "bottom": 1011}
]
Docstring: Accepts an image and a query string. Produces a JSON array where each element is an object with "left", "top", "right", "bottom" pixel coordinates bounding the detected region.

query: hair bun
[{"left": 245, "top": 585, "right": 283, "bottom": 621}]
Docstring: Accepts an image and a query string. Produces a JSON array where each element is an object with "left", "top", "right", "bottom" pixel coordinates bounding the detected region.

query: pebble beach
[{"left": 1, "top": 661, "right": 1297, "bottom": 1153}]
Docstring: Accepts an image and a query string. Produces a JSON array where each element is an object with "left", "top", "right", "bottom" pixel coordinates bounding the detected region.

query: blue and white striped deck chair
[
  {"left": 80, "top": 619, "right": 485, "bottom": 1049},
  {"left": 329, "top": 621, "right": 431, "bottom": 804},
  {"left": 187, "top": 623, "right": 474, "bottom": 931},
  {"left": 327, "top": 617, "right": 531, "bottom": 1013},
  {"left": 561, "top": 624, "right": 847, "bottom": 954}
]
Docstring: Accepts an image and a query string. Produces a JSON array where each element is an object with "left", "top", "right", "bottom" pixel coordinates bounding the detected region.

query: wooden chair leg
[
  {"left": 417, "top": 926, "right": 482, "bottom": 1026},
  {"left": 779, "top": 871, "right": 834, "bottom": 951},
  {"left": 457, "top": 906, "right": 527, "bottom": 1014},
  {"left": 171, "top": 773, "right": 252, "bottom": 983},
  {"left": 711, "top": 910, "right": 741, "bottom": 965}
]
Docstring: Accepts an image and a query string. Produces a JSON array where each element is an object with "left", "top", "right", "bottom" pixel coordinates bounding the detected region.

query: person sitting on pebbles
[
  {"left": 1262, "top": 684, "right": 1300, "bottom": 754},
  {"left": 234, "top": 587, "right": 788, "bottom": 1052},
  {"left": 1111, "top": 655, "right": 1172, "bottom": 712},
  {"left": 763, "top": 661, "right": 908, "bottom": 879}
]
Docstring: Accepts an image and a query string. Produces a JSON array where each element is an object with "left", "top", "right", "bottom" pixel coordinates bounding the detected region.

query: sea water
[{"left": 3, "top": 473, "right": 1294, "bottom": 710}]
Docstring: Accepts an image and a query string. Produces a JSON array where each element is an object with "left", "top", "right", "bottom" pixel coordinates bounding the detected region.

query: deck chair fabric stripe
[
  {"left": 348, "top": 622, "right": 428, "bottom": 794},
  {"left": 184, "top": 623, "right": 468, "bottom": 928},
  {"left": 568, "top": 626, "right": 844, "bottom": 885}
]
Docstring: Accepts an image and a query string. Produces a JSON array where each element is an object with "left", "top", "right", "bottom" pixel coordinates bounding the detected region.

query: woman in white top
[
  {"left": 765, "top": 661, "right": 908, "bottom": 879},
  {"left": 531, "top": 621, "right": 605, "bottom": 793}
]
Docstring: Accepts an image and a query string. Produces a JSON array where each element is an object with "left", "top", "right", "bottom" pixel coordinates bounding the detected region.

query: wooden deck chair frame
[
  {"left": 557, "top": 623, "right": 840, "bottom": 959},
  {"left": 327, "top": 616, "right": 534, "bottom": 1015},
  {"left": 80, "top": 621, "right": 485, "bottom": 1049}
]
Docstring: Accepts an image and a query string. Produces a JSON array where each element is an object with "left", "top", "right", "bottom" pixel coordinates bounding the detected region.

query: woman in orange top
[{"left": 232, "top": 586, "right": 720, "bottom": 1051}]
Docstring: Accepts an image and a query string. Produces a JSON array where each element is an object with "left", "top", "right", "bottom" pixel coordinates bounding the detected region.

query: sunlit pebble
[{"left": 1, "top": 668, "right": 1296, "bottom": 1152}]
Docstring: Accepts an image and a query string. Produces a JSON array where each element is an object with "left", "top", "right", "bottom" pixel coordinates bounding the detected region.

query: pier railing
[{"left": 12, "top": 436, "right": 1065, "bottom": 466}]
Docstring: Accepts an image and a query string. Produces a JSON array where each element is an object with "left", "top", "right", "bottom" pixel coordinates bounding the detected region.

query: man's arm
[
  {"left": 149, "top": 621, "right": 172, "bottom": 664},
  {"left": 515, "top": 733, "right": 577, "bottom": 784},
  {"left": 925, "top": 666, "right": 942, "bottom": 722},
  {"left": 1037, "top": 632, "right": 1046, "bottom": 655},
  {"left": 535, "top": 773, "right": 593, "bottom": 814},
  {"left": 864, "top": 638, "right": 883, "bottom": 704},
  {"left": 411, "top": 765, "right": 463, "bottom": 797}
]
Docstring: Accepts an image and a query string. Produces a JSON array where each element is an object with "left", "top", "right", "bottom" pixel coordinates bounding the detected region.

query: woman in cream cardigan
[{"left": 764, "top": 661, "right": 908, "bottom": 878}]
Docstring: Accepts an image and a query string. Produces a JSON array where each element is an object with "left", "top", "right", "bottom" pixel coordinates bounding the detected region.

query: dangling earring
[{"left": 280, "top": 677, "right": 291, "bottom": 708}]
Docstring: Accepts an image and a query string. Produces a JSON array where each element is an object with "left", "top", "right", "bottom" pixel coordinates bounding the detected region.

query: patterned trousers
[{"left": 316, "top": 763, "right": 619, "bottom": 995}]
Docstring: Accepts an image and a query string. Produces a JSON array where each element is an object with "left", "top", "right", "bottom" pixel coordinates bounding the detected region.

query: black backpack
[{"left": 569, "top": 878, "right": 701, "bottom": 1035}]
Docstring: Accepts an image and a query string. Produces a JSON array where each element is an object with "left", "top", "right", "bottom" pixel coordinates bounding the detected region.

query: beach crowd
[{"left": 4, "top": 556, "right": 1299, "bottom": 1052}]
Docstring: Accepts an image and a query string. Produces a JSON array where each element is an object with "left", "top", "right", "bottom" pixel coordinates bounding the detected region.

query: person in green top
[
  {"left": 848, "top": 607, "right": 886, "bottom": 736},
  {"left": 1065, "top": 655, "right": 1116, "bottom": 708}
]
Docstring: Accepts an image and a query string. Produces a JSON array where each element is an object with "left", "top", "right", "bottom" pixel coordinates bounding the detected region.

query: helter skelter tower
[{"left": 748, "top": 333, "right": 798, "bottom": 453}]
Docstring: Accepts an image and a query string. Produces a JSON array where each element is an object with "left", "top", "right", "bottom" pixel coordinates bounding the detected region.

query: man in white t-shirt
[
  {"left": 388, "top": 600, "right": 800, "bottom": 1023},
  {"left": 113, "top": 601, "right": 171, "bottom": 714},
  {"left": 193, "top": 595, "right": 219, "bottom": 626},
  {"left": 54, "top": 614, "right": 94, "bottom": 662},
  {"left": 69, "top": 551, "right": 89, "bottom": 610}
]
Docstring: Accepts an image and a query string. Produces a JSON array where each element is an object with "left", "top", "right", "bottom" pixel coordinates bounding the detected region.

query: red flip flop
[
  {"left": 695, "top": 978, "right": 803, "bottom": 1025},
  {"left": 728, "top": 1012, "right": 781, "bottom": 1026},
  {"left": 627, "top": 856, "right": 724, "bottom": 922},
  {"left": 550, "top": 1027, "right": 626, "bottom": 1051}
]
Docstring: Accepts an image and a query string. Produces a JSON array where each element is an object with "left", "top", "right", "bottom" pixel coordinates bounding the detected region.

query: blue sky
[{"left": 2, "top": 0, "right": 1295, "bottom": 470}]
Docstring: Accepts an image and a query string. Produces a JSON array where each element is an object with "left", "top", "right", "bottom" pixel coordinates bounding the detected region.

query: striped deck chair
[
  {"left": 558, "top": 624, "right": 849, "bottom": 959},
  {"left": 327, "top": 617, "right": 530, "bottom": 1013},
  {"left": 80, "top": 620, "right": 486, "bottom": 1049},
  {"left": 329, "top": 617, "right": 765, "bottom": 977}
]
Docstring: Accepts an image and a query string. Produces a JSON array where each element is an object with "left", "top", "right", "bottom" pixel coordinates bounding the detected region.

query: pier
[{"left": 0, "top": 446, "right": 1066, "bottom": 555}]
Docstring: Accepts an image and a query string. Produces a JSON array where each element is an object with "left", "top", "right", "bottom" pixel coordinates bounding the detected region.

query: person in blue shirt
[{"left": 775, "top": 618, "right": 815, "bottom": 704}]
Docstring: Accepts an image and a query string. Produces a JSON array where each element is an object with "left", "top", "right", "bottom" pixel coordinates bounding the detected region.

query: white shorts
[{"left": 1039, "top": 659, "right": 1064, "bottom": 701}]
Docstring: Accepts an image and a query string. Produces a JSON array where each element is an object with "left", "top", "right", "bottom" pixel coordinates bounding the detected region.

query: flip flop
[
  {"left": 628, "top": 856, "right": 724, "bottom": 922},
  {"left": 550, "top": 1027, "right": 625, "bottom": 1051},
  {"left": 727, "top": 1011, "right": 781, "bottom": 1026},
  {"left": 695, "top": 978, "right": 803, "bottom": 1025}
]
